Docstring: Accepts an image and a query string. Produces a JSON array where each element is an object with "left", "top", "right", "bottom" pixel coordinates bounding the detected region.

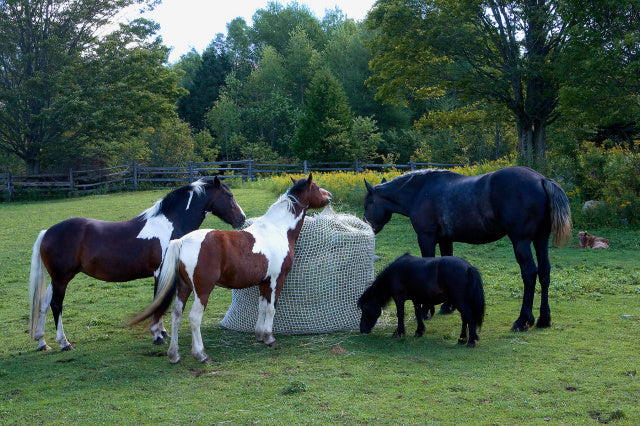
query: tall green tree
[
  {"left": 0, "top": 0, "right": 182, "bottom": 174},
  {"left": 177, "top": 37, "right": 232, "bottom": 131},
  {"left": 366, "top": 0, "right": 640, "bottom": 167},
  {"left": 292, "top": 68, "right": 353, "bottom": 161}
]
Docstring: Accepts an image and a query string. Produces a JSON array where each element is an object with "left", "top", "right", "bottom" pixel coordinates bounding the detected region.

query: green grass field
[{"left": 1, "top": 186, "right": 639, "bottom": 424}]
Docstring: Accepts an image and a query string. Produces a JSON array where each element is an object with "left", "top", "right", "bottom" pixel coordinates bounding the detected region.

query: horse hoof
[
  {"left": 161, "top": 330, "right": 169, "bottom": 339},
  {"left": 61, "top": 344, "right": 74, "bottom": 351},
  {"left": 392, "top": 331, "right": 404, "bottom": 338},
  {"left": 536, "top": 318, "right": 552, "bottom": 328},
  {"left": 510, "top": 320, "right": 530, "bottom": 332},
  {"left": 457, "top": 338, "right": 468, "bottom": 345},
  {"left": 466, "top": 341, "right": 476, "bottom": 348},
  {"left": 37, "top": 344, "right": 51, "bottom": 351},
  {"left": 414, "top": 331, "right": 424, "bottom": 338},
  {"left": 168, "top": 355, "right": 181, "bottom": 364}
]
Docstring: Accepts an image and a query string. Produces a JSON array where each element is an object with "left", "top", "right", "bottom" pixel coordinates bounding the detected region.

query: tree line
[{"left": 1, "top": 0, "right": 639, "bottom": 176}]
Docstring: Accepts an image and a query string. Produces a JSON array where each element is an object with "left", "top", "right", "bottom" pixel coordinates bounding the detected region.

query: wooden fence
[{"left": 0, "top": 159, "right": 461, "bottom": 201}]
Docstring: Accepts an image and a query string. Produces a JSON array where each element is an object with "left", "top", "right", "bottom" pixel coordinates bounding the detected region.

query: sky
[{"left": 129, "top": 0, "right": 377, "bottom": 62}]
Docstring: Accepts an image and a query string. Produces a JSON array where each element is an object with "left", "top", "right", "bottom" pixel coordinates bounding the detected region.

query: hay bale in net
[{"left": 221, "top": 206, "right": 375, "bottom": 334}]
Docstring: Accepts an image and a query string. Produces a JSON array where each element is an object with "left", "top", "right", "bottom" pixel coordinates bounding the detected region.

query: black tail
[{"left": 467, "top": 266, "right": 485, "bottom": 330}]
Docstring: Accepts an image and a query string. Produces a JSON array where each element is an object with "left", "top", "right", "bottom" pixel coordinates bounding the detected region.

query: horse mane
[
  {"left": 358, "top": 268, "right": 394, "bottom": 309},
  {"left": 380, "top": 169, "right": 448, "bottom": 192},
  {"left": 138, "top": 180, "right": 209, "bottom": 220},
  {"left": 261, "top": 193, "right": 296, "bottom": 220}
]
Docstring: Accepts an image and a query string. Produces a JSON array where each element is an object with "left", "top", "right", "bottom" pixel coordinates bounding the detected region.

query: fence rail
[{"left": 0, "top": 159, "right": 461, "bottom": 201}]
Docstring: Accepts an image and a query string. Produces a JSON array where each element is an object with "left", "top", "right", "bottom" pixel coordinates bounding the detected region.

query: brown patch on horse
[{"left": 571, "top": 231, "right": 610, "bottom": 249}]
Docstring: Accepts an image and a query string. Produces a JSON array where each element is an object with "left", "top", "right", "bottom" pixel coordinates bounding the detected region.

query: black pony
[
  {"left": 364, "top": 166, "right": 571, "bottom": 332},
  {"left": 358, "top": 254, "right": 485, "bottom": 347}
]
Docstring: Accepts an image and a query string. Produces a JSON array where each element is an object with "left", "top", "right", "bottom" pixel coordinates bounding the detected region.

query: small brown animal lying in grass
[{"left": 571, "top": 231, "right": 610, "bottom": 249}]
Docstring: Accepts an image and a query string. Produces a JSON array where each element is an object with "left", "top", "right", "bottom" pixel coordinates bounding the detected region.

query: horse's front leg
[
  {"left": 413, "top": 301, "right": 425, "bottom": 337},
  {"left": 392, "top": 297, "right": 406, "bottom": 337},
  {"left": 256, "top": 278, "right": 279, "bottom": 346},
  {"left": 33, "top": 284, "right": 53, "bottom": 351},
  {"left": 511, "top": 237, "right": 537, "bottom": 332}
]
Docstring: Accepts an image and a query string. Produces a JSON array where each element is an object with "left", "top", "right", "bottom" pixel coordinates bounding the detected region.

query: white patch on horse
[
  {"left": 178, "top": 229, "right": 210, "bottom": 286},
  {"left": 137, "top": 214, "right": 174, "bottom": 276},
  {"left": 245, "top": 195, "right": 302, "bottom": 280},
  {"left": 185, "top": 180, "right": 206, "bottom": 211}
]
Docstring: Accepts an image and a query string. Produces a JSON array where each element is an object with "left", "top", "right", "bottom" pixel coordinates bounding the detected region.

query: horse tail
[
  {"left": 129, "top": 239, "right": 182, "bottom": 326},
  {"left": 29, "top": 230, "right": 48, "bottom": 340},
  {"left": 467, "top": 266, "right": 485, "bottom": 330},
  {"left": 543, "top": 178, "right": 572, "bottom": 247}
]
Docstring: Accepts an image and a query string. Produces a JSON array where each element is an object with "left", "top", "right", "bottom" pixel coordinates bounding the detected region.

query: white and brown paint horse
[
  {"left": 130, "top": 174, "right": 332, "bottom": 364},
  {"left": 29, "top": 177, "right": 246, "bottom": 351}
]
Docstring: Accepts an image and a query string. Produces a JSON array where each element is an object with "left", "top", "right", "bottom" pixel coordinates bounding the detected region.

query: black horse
[
  {"left": 364, "top": 166, "right": 571, "bottom": 332},
  {"left": 358, "top": 254, "right": 485, "bottom": 347}
]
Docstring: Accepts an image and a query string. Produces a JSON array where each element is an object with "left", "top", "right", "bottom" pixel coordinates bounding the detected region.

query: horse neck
[{"left": 379, "top": 181, "right": 420, "bottom": 216}]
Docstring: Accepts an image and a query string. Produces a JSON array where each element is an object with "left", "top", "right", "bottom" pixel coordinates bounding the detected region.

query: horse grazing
[
  {"left": 29, "top": 177, "right": 246, "bottom": 351},
  {"left": 130, "top": 174, "right": 332, "bottom": 364},
  {"left": 364, "top": 166, "right": 572, "bottom": 332},
  {"left": 358, "top": 254, "right": 485, "bottom": 347}
]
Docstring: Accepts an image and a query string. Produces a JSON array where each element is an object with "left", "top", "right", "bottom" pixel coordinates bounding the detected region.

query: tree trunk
[{"left": 26, "top": 158, "right": 41, "bottom": 175}]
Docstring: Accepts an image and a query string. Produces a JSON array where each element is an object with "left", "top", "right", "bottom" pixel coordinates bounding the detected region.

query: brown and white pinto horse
[
  {"left": 130, "top": 174, "right": 332, "bottom": 364},
  {"left": 29, "top": 177, "right": 246, "bottom": 351}
]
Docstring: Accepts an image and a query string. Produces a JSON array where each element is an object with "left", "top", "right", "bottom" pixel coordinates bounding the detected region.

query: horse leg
[
  {"left": 167, "top": 282, "right": 191, "bottom": 364},
  {"left": 50, "top": 280, "right": 73, "bottom": 351},
  {"left": 456, "top": 304, "right": 478, "bottom": 347},
  {"left": 150, "top": 277, "right": 169, "bottom": 345},
  {"left": 392, "top": 297, "right": 406, "bottom": 337},
  {"left": 33, "top": 284, "right": 53, "bottom": 351},
  {"left": 510, "top": 238, "right": 538, "bottom": 332},
  {"left": 413, "top": 301, "right": 425, "bottom": 337},
  {"left": 533, "top": 235, "right": 552, "bottom": 328},
  {"left": 256, "top": 278, "right": 280, "bottom": 346},
  {"left": 189, "top": 293, "right": 211, "bottom": 363}
]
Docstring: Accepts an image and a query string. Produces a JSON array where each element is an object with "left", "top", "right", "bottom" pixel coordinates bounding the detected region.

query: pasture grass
[{"left": 0, "top": 186, "right": 639, "bottom": 424}]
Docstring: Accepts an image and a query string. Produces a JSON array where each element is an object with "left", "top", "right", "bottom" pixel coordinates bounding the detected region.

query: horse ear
[
  {"left": 291, "top": 176, "right": 296, "bottom": 184},
  {"left": 213, "top": 176, "right": 222, "bottom": 188},
  {"left": 365, "top": 179, "right": 374, "bottom": 194},
  {"left": 381, "top": 177, "right": 387, "bottom": 184},
  {"left": 307, "top": 173, "right": 313, "bottom": 183}
]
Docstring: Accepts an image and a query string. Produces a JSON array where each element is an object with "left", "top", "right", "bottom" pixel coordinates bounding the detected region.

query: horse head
[
  {"left": 205, "top": 176, "right": 246, "bottom": 228},
  {"left": 363, "top": 179, "right": 392, "bottom": 234},
  {"left": 357, "top": 286, "right": 382, "bottom": 334},
  {"left": 289, "top": 173, "right": 332, "bottom": 210}
]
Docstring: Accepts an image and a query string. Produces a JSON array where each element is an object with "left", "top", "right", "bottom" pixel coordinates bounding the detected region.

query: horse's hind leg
[
  {"left": 510, "top": 238, "right": 537, "bottom": 332},
  {"left": 33, "top": 284, "right": 53, "bottom": 351},
  {"left": 50, "top": 280, "right": 73, "bottom": 351},
  {"left": 189, "top": 293, "right": 211, "bottom": 363},
  {"left": 534, "top": 235, "right": 552, "bottom": 328},
  {"left": 150, "top": 277, "right": 169, "bottom": 345},
  {"left": 167, "top": 280, "right": 191, "bottom": 364}
]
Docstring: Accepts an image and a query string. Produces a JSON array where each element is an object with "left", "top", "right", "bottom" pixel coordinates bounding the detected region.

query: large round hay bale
[{"left": 220, "top": 206, "right": 375, "bottom": 334}]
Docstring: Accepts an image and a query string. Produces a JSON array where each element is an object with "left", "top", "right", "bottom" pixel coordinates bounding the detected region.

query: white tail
[
  {"left": 129, "top": 239, "right": 183, "bottom": 325},
  {"left": 29, "top": 230, "right": 48, "bottom": 340}
]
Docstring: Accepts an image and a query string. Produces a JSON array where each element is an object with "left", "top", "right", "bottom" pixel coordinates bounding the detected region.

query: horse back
[
  {"left": 413, "top": 166, "right": 549, "bottom": 243},
  {"left": 184, "top": 229, "right": 270, "bottom": 291}
]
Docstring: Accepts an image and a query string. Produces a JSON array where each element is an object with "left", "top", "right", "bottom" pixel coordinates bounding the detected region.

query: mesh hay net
[{"left": 220, "top": 206, "right": 375, "bottom": 334}]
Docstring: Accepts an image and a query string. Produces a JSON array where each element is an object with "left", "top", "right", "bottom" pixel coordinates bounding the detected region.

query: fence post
[
  {"left": 247, "top": 159, "right": 253, "bottom": 181},
  {"left": 7, "top": 172, "right": 12, "bottom": 201},
  {"left": 303, "top": 160, "right": 308, "bottom": 175},
  {"left": 188, "top": 162, "right": 195, "bottom": 182},
  {"left": 69, "top": 169, "right": 75, "bottom": 194},
  {"left": 132, "top": 162, "right": 138, "bottom": 189},
  {"left": 409, "top": 160, "right": 415, "bottom": 171}
]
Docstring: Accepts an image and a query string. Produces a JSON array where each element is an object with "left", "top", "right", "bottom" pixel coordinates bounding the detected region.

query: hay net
[{"left": 221, "top": 206, "right": 375, "bottom": 334}]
